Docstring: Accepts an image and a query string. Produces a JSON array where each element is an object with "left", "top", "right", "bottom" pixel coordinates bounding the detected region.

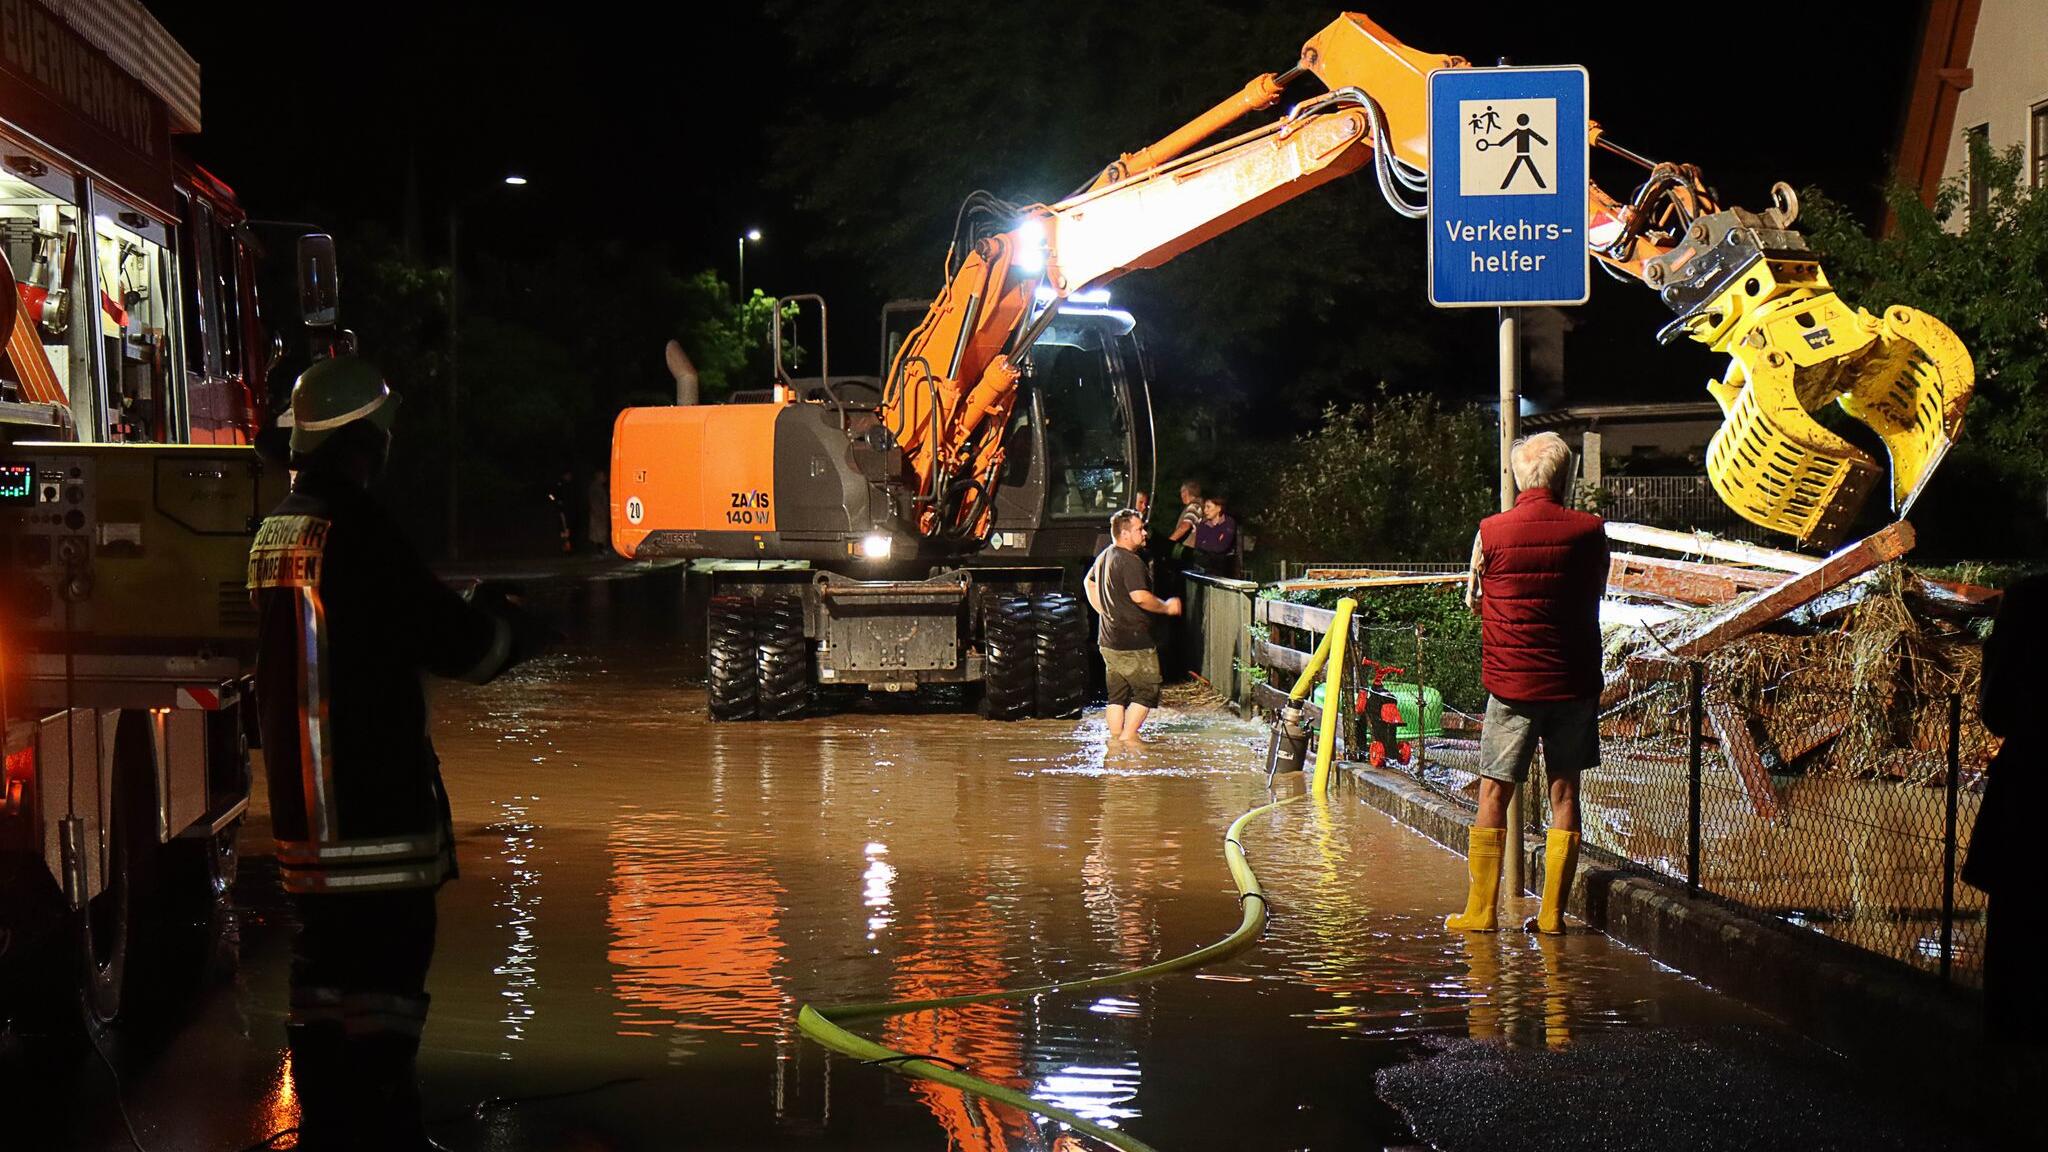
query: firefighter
[{"left": 248, "top": 356, "right": 545, "bottom": 1150}]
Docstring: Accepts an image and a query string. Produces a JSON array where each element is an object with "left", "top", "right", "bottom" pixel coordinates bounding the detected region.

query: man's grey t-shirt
[{"left": 1093, "top": 546, "right": 1155, "bottom": 651}]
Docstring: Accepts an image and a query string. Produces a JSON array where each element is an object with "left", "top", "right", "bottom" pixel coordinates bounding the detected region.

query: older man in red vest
[{"left": 1449, "top": 432, "right": 1607, "bottom": 935}]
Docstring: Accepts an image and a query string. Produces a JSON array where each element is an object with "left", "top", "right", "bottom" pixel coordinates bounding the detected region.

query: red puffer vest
[{"left": 1477, "top": 489, "right": 1608, "bottom": 702}]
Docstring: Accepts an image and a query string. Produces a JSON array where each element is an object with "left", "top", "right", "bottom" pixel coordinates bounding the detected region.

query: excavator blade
[{"left": 1703, "top": 292, "right": 1973, "bottom": 548}]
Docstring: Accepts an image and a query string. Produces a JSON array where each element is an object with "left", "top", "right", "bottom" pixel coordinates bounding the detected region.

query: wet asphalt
[{"left": 2, "top": 573, "right": 2018, "bottom": 1150}]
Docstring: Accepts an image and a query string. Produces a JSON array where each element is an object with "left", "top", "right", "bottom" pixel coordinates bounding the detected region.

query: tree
[
  {"left": 1799, "top": 143, "right": 2048, "bottom": 555},
  {"left": 763, "top": 0, "right": 1488, "bottom": 427},
  {"left": 1265, "top": 392, "right": 1495, "bottom": 562}
]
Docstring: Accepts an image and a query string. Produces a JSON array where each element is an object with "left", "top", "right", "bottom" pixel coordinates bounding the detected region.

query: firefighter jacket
[{"left": 248, "top": 470, "right": 514, "bottom": 894}]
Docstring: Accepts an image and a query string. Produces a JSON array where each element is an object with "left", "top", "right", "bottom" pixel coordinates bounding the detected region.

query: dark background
[{"left": 147, "top": 0, "right": 1930, "bottom": 552}]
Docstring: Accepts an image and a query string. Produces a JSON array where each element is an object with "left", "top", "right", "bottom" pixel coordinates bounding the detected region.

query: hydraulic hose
[{"left": 795, "top": 792, "right": 1304, "bottom": 1152}]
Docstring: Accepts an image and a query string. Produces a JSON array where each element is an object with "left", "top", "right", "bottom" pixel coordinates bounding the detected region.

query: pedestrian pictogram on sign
[
  {"left": 1466, "top": 100, "right": 1556, "bottom": 194},
  {"left": 1428, "top": 67, "right": 1589, "bottom": 308}
]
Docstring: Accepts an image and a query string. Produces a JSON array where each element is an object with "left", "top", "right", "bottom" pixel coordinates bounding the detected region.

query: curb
[{"left": 1347, "top": 765, "right": 1986, "bottom": 1068}]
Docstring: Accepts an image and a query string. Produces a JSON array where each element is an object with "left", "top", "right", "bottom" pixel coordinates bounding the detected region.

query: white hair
[{"left": 1511, "top": 432, "right": 1573, "bottom": 496}]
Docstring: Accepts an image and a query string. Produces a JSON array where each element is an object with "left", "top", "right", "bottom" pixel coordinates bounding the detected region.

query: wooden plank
[
  {"left": 1607, "top": 552, "right": 1781, "bottom": 606},
  {"left": 1253, "top": 680, "right": 1325, "bottom": 729},
  {"left": 1258, "top": 599, "right": 1336, "bottom": 633},
  {"left": 1704, "top": 698, "right": 1782, "bottom": 820},
  {"left": 1255, "top": 640, "right": 1311, "bottom": 679},
  {"left": 1663, "top": 522, "right": 1916, "bottom": 660},
  {"left": 1771, "top": 707, "right": 1850, "bottom": 763},
  {"left": 1907, "top": 573, "right": 2002, "bottom": 614},
  {"left": 1604, "top": 522, "right": 1821, "bottom": 574},
  {"left": 1272, "top": 574, "right": 1468, "bottom": 593},
  {"left": 1600, "top": 654, "right": 1688, "bottom": 709}
]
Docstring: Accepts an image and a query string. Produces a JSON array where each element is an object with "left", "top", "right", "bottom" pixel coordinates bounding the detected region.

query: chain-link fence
[
  {"left": 1385, "top": 648, "right": 1986, "bottom": 988},
  {"left": 1248, "top": 588, "right": 1991, "bottom": 988}
]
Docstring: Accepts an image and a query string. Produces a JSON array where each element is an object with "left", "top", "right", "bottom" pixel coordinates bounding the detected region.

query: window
[
  {"left": 1030, "top": 323, "right": 1131, "bottom": 518},
  {"left": 1965, "top": 122, "right": 1990, "bottom": 220},
  {"left": 2033, "top": 102, "right": 2048, "bottom": 188},
  {"left": 0, "top": 156, "right": 93, "bottom": 434},
  {"left": 178, "top": 190, "right": 214, "bottom": 378},
  {"left": 94, "top": 202, "right": 177, "bottom": 443}
]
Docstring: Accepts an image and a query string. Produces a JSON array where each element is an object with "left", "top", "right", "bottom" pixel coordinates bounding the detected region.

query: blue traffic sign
[{"left": 1427, "top": 66, "right": 1589, "bottom": 308}]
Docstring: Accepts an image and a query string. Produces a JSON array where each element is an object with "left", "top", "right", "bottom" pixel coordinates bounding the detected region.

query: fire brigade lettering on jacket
[{"left": 247, "top": 515, "right": 332, "bottom": 588}]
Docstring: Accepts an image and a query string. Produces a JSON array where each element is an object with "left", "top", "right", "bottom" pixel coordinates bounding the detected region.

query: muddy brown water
[{"left": 7, "top": 576, "right": 1982, "bottom": 1150}]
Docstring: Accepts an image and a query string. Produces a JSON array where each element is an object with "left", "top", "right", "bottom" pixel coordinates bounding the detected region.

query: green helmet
[{"left": 286, "top": 355, "right": 400, "bottom": 455}]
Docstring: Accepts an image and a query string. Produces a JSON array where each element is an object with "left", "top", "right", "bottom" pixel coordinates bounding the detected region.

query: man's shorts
[
  {"left": 1479, "top": 694, "right": 1600, "bottom": 784},
  {"left": 1101, "top": 647, "right": 1162, "bottom": 709}
]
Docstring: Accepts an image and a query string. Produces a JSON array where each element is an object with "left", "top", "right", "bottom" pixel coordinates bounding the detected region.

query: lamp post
[
  {"left": 446, "top": 173, "right": 530, "bottom": 561},
  {"left": 737, "top": 228, "right": 761, "bottom": 303}
]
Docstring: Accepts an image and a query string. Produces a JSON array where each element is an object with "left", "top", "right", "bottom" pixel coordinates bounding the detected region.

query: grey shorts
[
  {"left": 1479, "top": 694, "right": 1600, "bottom": 784},
  {"left": 1101, "top": 647, "right": 1162, "bottom": 708}
]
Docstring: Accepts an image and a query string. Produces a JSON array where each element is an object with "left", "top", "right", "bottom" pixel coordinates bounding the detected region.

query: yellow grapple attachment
[{"left": 1689, "top": 261, "right": 1973, "bottom": 548}]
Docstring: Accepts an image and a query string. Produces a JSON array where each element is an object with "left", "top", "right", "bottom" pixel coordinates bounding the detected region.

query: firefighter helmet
[{"left": 286, "top": 355, "right": 400, "bottom": 455}]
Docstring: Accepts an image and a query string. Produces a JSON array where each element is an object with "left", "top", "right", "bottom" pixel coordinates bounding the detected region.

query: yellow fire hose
[{"left": 794, "top": 792, "right": 1304, "bottom": 1152}]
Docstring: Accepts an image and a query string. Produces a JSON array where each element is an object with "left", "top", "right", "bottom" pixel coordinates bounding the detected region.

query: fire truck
[{"left": 0, "top": 0, "right": 329, "bottom": 1033}]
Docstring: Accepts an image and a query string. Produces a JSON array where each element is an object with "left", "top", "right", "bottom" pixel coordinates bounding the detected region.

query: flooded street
[{"left": 13, "top": 577, "right": 1978, "bottom": 1150}]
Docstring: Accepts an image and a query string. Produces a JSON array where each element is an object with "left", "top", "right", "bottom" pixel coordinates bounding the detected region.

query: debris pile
[{"left": 1598, "top": 522, "right": 2000, "bottom": 804}]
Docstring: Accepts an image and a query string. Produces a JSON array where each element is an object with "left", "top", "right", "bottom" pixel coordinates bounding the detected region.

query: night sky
[{"left": 150, "top": 0, "right": 1927, "bottom": 387}]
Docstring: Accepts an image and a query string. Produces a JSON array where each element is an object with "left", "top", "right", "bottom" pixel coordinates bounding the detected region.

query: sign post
[{"left": 1429, "top": 65, "right": 1590, "bottom": 904}]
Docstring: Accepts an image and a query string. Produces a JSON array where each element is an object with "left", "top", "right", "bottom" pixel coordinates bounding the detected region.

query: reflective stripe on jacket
[
  {"left": 1476, "top": 488, "right": 1608, "bottom": 702},
  {"left": 250, "top": 471, "right": 513, "bottom": 894}
]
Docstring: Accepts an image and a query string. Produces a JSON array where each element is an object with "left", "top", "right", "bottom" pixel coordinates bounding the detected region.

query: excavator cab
[{"left": 883, "top": 295, "right": 1155, "bottom": 556}]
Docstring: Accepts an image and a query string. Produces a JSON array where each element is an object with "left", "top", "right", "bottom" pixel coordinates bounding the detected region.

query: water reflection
[
  {"left": 490, "top": 795, "right": 542, "bottom": 1052},
  {"left": 605, "top": 818, "right": 790, "bottom": 1047},
  {"left": 399, "top": 589, "right": 1813, "bottom": 1148}
]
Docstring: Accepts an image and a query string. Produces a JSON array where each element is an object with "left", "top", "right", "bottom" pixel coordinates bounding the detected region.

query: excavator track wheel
[
  {"left": 1031, "top": 592, "right": 1090, "bottom": 719},
  {"left": 756, "top": 594, "right": 813, "bottom": 721},
  {"left": 707, "top": 594, "right": 760, "bottom": 721},
  {"left": 980, "top": 594, "right": 1038, "bottom": 721}
]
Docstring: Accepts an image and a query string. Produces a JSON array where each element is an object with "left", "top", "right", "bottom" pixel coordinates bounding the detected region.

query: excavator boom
[{"left": 883, "top": 11, "right": 1972, "bottom": 547}]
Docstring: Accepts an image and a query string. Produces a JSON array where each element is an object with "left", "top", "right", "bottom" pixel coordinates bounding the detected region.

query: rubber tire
[
  {"left": 980, "top": 595, "right": 1038, "bottom": 721},
  {"left": 1032, "top": 592, "right": 1090, "bottom": 719},
  {"left": 82, "top": 719, "right": 160, "bottom": 1027},
  {"left": 755, "top": 595, "right": 812, "bottom": 721},
  {"left": 707, "top": 594, "right": 760, "bottom": 721}
]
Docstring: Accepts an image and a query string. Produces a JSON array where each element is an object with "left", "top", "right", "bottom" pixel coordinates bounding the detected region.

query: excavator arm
[{"left": 885, "top": 12, "right": 1972, "bottom": 548}]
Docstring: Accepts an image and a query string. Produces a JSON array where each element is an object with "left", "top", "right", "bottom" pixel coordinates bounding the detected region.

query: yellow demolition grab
[{"left": 1688, "top": 257, "right": 1973, "bottom": 547}]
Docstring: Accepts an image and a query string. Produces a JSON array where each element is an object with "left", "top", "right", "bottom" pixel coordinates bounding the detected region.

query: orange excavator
[{"left": 611, "top": 11, "right": 1972, "bottom": 722}]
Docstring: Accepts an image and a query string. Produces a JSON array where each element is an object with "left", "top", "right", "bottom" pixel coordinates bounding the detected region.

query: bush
[
  {"left": 1279, "top": 582, "right": 1485, "bottom": 715},
  {"left": 1800, "top": 143, "right": 2048, "bottom": 556},
  {"left": 1266, "top": 392, "right": 1495, "bottom": 564}
]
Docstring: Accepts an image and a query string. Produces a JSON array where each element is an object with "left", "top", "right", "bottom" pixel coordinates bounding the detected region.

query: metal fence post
[
  {"left": 1687, "top": 662, "right": 1704, "bottom": 894},
  {"left": 1942, "top": 692, "right": 1961, "bottom": 982},
  {"left": 1414, "top": 621, "right": 1426, "bottom": 773}
]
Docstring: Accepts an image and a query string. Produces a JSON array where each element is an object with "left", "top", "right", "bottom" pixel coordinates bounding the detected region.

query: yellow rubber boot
[
  {"left": 1526, "top": 829, "right": 1580, "bottom": 935},
  {"left": 1445, "top": 826, "right": 1504, "bottom": 931}
]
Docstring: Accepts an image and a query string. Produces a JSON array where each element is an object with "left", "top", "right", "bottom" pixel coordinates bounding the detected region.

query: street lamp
[
  {"left": 738, "top": 228, "right": 761, "bottom": 302},
  {"left": 446, "top": 174, "right": 530, "bottom": 561}
]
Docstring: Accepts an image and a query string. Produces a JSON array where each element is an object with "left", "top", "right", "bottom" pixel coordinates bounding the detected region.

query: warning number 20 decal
[{"left": 625, "top": 496, "right": 645, "bottom": 525}]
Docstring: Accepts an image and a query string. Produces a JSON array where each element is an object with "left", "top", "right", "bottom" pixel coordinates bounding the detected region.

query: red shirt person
[{"left": 1448, "top": 432, "right": 1607, "bottom": 935}]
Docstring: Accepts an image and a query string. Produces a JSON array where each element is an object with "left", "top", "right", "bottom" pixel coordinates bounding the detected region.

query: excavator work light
[{"left": 860, "top": 533, "right": 893, "bottom": 559}]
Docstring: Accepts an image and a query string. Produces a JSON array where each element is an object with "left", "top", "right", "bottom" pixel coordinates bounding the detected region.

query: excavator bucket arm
[{"left": 1636, "top": 196, "right": 1973, "bottom": 545}]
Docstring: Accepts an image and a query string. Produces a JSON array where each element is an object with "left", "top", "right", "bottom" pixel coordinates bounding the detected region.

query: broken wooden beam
[
  {"left": 1599, "top": 653, "right": 1689, "bottom": 709},
  {"left": 1704, "top": 697, "right": 1783, "bottom": 820},
  {"left": 1662, "top": 522, "right": 1916, "bottom": 660},
  {"left": 1604, "top": 522, "right": 1821, "bottom": 574},
  {"left": 1608, "top": 551, "right": 1783, "bottom": 606}
]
